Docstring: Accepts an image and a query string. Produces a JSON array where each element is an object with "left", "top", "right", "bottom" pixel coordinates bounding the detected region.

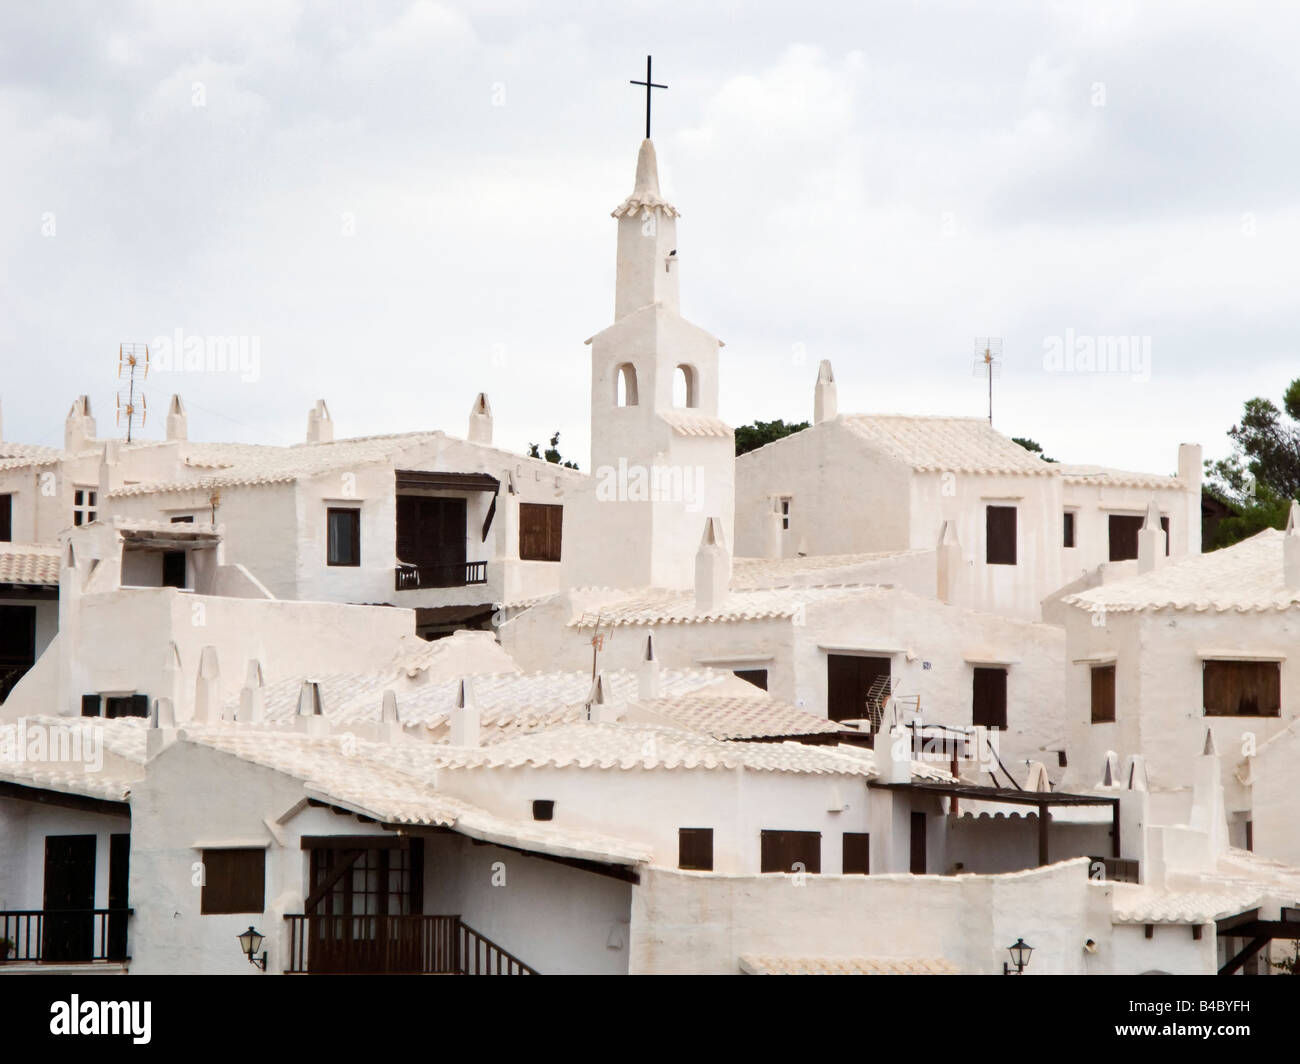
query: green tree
[
  {"left": 1206, "top": 378, "right": 1300, "bottom": 548},
  {"left": 1011, "top": 437, "right": 1057, "bottom": 463},
  {"left": 734, "top": 418, "right": 809, "bottom": 457},
  {"left": 527, "top": 431, "right": 578, "bottom": 470}
]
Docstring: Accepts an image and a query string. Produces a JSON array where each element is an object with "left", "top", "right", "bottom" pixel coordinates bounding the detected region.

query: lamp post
[
  {"left": 1003, "top": 938, "right": 1033, "bottom": 975},
  {"left": 238, "top": 926, "right": 267, "bottom": 971}
]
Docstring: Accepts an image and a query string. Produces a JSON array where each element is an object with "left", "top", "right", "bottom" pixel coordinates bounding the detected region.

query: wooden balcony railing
[
  {"left": 283, "top": 914, "right": 535, "bottom": 975},
  {"left": 394, "top": 561, "right": 488, "bottom": 591},
  {"left": 0, "top": 909, "right": 132, "bottom": 964}
]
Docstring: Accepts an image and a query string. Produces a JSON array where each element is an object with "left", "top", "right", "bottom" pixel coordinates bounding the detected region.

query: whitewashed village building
[{"left": 2, "top": 135, "right": 1299, "bottom": 976}]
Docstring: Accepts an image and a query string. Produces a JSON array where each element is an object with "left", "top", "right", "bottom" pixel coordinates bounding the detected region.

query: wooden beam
[
  {"left": 1038, "top": 808, "right": 1050, "bottom": 866},
  {"left": 1215, "top": 908, "right": 1261, "bottom": 935},
  {"left": 303, "top": 849, "right": 363, "bottom": 913},
  {"left": 0, "top": 780, "right": 129, "bottom": 819},
  {"left": 1219, "top": 936, "right": 1269, "bottom": 976}
]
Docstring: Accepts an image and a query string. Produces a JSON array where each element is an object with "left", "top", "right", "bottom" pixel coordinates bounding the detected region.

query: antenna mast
[
  {"left": 972, "top": 338, "right": 1002, "bottom": 426},
  {"left": 117, "top": 343, "right": 150, "bottom": 442}
]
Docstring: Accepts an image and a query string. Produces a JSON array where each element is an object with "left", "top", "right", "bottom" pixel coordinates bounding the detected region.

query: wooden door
[
  {"left": 43, "top": 835, "right": 96, "bottom": 962},
  {"left": 107, "top": 834, "right": 129, "bottom": 962},
  {"left": 0, "top": 604, "right": 36, "bottom": 703},
  {"left": 397, "top": 497, "right": 467, "bottom": 571}
]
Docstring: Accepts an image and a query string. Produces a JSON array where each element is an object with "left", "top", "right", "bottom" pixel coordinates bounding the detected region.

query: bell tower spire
[{"left": 612, "top": 139, "right": 680, "bottom": 320}]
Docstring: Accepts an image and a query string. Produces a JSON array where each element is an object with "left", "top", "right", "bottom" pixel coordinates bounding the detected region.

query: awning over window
[{"left": 395, "top": 470, "right": 500, "bottom": 493}]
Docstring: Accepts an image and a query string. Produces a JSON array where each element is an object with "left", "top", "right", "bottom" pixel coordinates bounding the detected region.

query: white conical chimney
[
  {"left": 638, "top": 633, "right": 661, "bottom": 701},
  {"left": 586, "top": 672, "right": 610, "bottom": 723},
  {"left": 237, "top": 660, "right": 265, "bottom": 723},
  {"left": 306, "top": 400, "right": 333, "bottom": 444},
  {"left": 192, "top": 646, "right": 221, "bottom": 724},
  {"left": 65, "top": 396, "right": 96, "bottom": 451},
  {"left": 1284, "top": 500, "right": 1300, "bottom": 589},
  {"left": 1137, "top": 500, "right": 1165, "bottom": 573},
  {"left": 813, "top": 360, "right": 837, "bottom": 424},
  {"left": 166, "top": 394, "right": 188, "bottom": 441},
  {"left": 295, "top": 680, "right": 327, "bottom": 735},
  {"left": 380, "top": 689, "right": 403, "bottom": 742},
  {"left": 936, "top": 520, "right": 963, "bottom": 604},
  {"left": 695, "top": 517, "right": 730, "bottom": 613},
  {"left": 468, "top": 393, "right": 493, "bottom": 445},
  {"left": 450, "top": 678, "right": 480, "bottom": 747}
]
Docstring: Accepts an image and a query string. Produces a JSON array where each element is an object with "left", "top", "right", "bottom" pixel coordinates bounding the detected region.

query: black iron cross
[{"left": 629, "top": 55, "right": 667, "bottom": 140}]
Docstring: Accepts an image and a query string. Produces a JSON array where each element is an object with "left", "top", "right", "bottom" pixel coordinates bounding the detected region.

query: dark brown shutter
[
  {"left": 1160, "top": 516, "right": 1170, "bottom": 556},
  {"left": 985, "top": 505, "right": 1017, "bottom": 565},
  {"left": 1107, "top": 514, "right": 1144, "bottom": 561},
  {"left": 842, "top": 833, "right": 870, "bottom": 875},
  {"left": 760, "top": 830, "right": 820, "bottom": 874},
  {"left": 826, "top": 654, "right": 891, "bottom": 723},
  {"left": 201, "top": 849, "right": 267, "bottom": 914},
  {"left": 733, "top": 669, "right": 768, "bottom": 690},
  {"left": 0, "top": 494, "right": 10, "bottom": 542},
  {"left": 1203, "top": 660, "right": 1280, "bottom": 717},
  {"left": 1090, "top": 665, "right": 1116, "bottom": 723},
  {"left": 1063, "top": 511, "right": 1075, "bottom": 548},
  {"left": 519, "top": 503, "right": 563, "bottom": 562},
  {"left": 678, "top": 828, "right": 714, "bottom": 871},
  {"left": 972, "top": 667, "right": 1008, "bottom": 729},
  {"left": 80, "top": 694, "right": 101, "bottom": 717}
]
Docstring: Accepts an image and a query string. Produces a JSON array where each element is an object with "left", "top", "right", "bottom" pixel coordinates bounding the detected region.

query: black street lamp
[
  {"left": 237, "top": 926, "right": 267, "bottom": 971},
  {"left": 1003, "top": 938, "right": 1033, "bottom": 975}
]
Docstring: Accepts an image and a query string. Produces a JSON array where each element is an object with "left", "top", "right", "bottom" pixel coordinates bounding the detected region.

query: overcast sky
[{"left": 3, "top": 1, "right": 1298, "bottom": 475}]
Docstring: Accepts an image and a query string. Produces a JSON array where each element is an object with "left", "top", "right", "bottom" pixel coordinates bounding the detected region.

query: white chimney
[
  {"left": 764, "top": 499, "right": 784, "bottom": 560},
  {"left": 237, "top": 660, "right": 265, "bottom": 723},
  {"left": 1137, "top": 500, "right": 1165, "bottom": 573},
  {"left": 695, "top": 517, "right": 730, "bottom": 613},
  {"left": 192, "top": 645, "right": 221, "bottom": 724},
  {"left": 296, "top": 680, "right": 328, "bottom": 736},
  {"left": 166, "top": 394, "right": 188, "bottom": 441},
  {"left": 306, "top": 400, "right": 333, "bottom": 444},
  {"left": 65, "top": 395, "right": 96, "bottom": 451},
  {"left": 380, "top": 689, "right": 403, "bottom": 743},
  {"left": 585, "top": 672, "right": 610, "bottom": 723},
  {"left": 1285, "top": 500, "right": 1300, "bottom": 588},
  {"left": 1177, "top": 443, "right": 1202, "bottom": 489},
  {"left": 468, "top": 392, "right": 493, "bottom": 445},
  {"left": 146, "top": 697, "right": 178, "bottom": 760},
  {"left": 638, "top": 633, "right": 661, "bottom": 701},
  {"left": 813, "top": 360, "right": 837, "bottom": 424},
  {"left": 936, "top": 520, "right": 963, "bottom": 604},
  {"left": 877, "top": 727, "right": 912, "bottom": 785},
  {"left": 450, "top": 678, "right": 480, "bottom": 747}
]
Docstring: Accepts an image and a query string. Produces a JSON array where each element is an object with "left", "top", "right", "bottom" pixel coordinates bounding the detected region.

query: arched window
[
  {"left": 615, "top": 363, "right": 639, "bottom": 407},
  {"left": 674, "top": 364, "right": 699, "bottom": 408}
]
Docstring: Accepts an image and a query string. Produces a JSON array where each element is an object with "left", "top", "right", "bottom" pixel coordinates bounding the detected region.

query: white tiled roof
[
  {"left": 182, "top": 727, "right": 651, "bottom": 864},
  {"left": 0, "top": 542, "right": 60, "bottom": 584},
  {"left": 1059, "top": 463, "right": 1185, "bottom": 491},
  {"left": 1110, "top": 885, "right": 1264, "bottom": 924},
  {"left": 1063, "top": 529, "right": 1299, "bottom": 613},
  {"left": 570, "top": 585, "right": 873, "bottom": 627},
  {"left": 237, "top": 666, "right": 729, "bottom": 733},
  {"left": 839, "top": 415, "right": 1057, "bottom": 476},
  {"left": 657, "top": 411, "right": 733, "bottom": 437},
  {"left": 628, "top": 694, "right": 849, "bottom": 740},
  {"left": 0, "top": 761, "right": 134, "bottom": 803},
  {"left": 739, "top": 954, "right": 959, "bottom": 975},
  {"left": 731, "top": 551, "right": 926, "bottom": 590},
  {"left": 426, "top": 722, "right": 952, "bottom": 781}
]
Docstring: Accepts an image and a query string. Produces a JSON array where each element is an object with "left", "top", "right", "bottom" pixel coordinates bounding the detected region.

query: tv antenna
[
  {"left": 972, "top": 338, "right": 1001, "bottom": 426},
  {"left": 117, "top": 343, "right": 150, "bottom": 442}
]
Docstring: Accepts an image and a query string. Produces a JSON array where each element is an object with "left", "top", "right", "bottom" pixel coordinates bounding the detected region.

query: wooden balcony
[
  {"left": 284, "top": 914, "right": 536, "bottom": 974},
  {"left": 0, "top": 909, "right": 132, "bottom": 965},
  {"left": 394, "top": 561, "right": 488, "bottom": 591}
]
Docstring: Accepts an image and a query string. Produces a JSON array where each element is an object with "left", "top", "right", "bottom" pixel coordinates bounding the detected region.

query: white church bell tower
[{"left": 563, "top": 74, "right": 735, "bottom": 591}]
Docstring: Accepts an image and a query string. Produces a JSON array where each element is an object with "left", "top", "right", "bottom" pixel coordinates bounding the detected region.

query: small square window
[
  {"left": 678, "top": 828, "right": 714, "bottom": 871},
  {"left": 201, "top": 848, "right": 266, "bottom": 914}
]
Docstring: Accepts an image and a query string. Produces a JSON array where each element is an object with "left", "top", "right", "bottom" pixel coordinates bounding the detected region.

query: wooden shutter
[
  {"left": 519, "top": 503, "right": 563, "bottom": 562},
  {"left": 1107, "top": 514, "right": 1143, "bottom": 561},
  {"left": 985, "top": 506, "right": 1017, "bottom": 565},
  {"left": 1203, "top": 660, "right": 1280, "bottom": 717},
  {"left": 1090, "top": 665, "right": 1116, "bottom": 723},
  {"left": 0, "top": 494, "right": 10, "bottom": 542},
  {"left": 80, "top": 694, "right": 101, "bottom": 717},
  {"left": 842, "top": 833, "right": 870, "bottom": 875},
  {"left": 201, "top": 848, "right": 267, "bottom": 914},
  {"left": 1063, "top": 511, "right": 1075, "bottom": 548},
  {"left": 678, "top": 828, "right": 714, "bottom": 871},
  {"left": 1160, "top": 516, "right": 1170, "bottom": 556},
  {"left": 972, "top": 667, "right": 1008, "bottom": 729},
  {"left": 734, "top": 669, "right": 768, "bottom": 690},
  {"left": 760, "top": 830, "right": 821, "bottom": 874},
  {"left": 826, "top": 654, "right": 890, "bottom": 723}
]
